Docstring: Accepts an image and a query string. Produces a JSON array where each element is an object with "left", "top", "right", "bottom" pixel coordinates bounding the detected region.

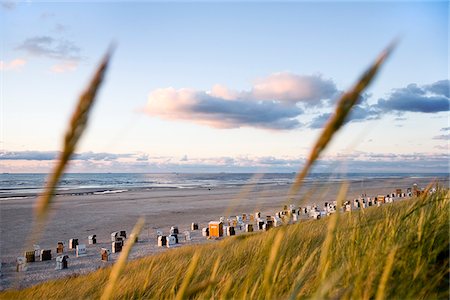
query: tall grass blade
[
  {"left": 142, "top": 260, "right": 156, "bottom": 292},
  {"left": 100, "top": 217, "right": 145, "bottom": 300},
  {"left": 288, "top": 41, "right": 396, "bottom": 201},
  {"left": 288, "top": 248, "right": 320, "bottom": 300},
  {"left": 311, "top": 269, "right": 344, "bottom": 300},
  {"left": 263, "top": 230, "right": 284, "bottom": 298},
  {"left": 375, "top": 247, "right": 398, "bottom": 300},
  {"left": 35, "top": 47, "right": 114, "bottom": 221},
  {"left": 174, "top": 252, "right": 200, "bottom": 300},
  {"left": 223, "top": 173, "right": 264, "bottom": 219},
  {"left": 204, "top": 254, "right": 222, "bottom": 298},
  {"left": 317, "top": 183, "right": 348, "bottom": 281},
  {"left": 20, "top": 48, "right": 113, "bottom": 286},
  {"left": 219, "top": 276, "right": 233, "bottom": 300},
  {"left": 184, "top": 279, "right": 218, "bottom": 298}
]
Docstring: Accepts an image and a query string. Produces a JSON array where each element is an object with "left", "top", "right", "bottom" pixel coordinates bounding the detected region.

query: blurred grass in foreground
[{"left": 2, "top": 188, "right": 448, "bottom": 299}]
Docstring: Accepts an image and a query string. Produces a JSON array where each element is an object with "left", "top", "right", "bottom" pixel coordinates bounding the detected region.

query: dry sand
[{"left": 0, "top": 176, "right": 445, "bottom": 290}]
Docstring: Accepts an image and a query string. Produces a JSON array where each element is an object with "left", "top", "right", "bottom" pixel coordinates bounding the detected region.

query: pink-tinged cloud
[
  {"left": 210, "top": 84, "right": 240, "bottom": 100},
  {"left": 146, "top": 87, "right": 303, "bottom": 130},
  {"left": 51, "top": 60, "right": 78, "bottom": 73},
  {"left": 251, "top": 72, "right": 337, "bottom": 104},
  {"left": 0, "top": 58, "right": 26, "bottom": 71},
  {"left": 145, "top": 73, "right": 338, "bottom": 130},
  {"left": 145, "top": 77, "right": 450, "bottom": 131}
]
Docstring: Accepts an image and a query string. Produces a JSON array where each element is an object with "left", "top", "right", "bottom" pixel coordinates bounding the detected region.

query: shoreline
[
  {"left": 1, "top": 173, "right": 447, "bottom": 199},
  {"left": 0, "top": 176, "right": 446, "bottom": 290}
]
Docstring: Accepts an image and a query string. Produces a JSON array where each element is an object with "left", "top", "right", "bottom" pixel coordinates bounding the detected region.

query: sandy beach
[{"left": 0, "top": 176, "right": 446, "bottom": 290}]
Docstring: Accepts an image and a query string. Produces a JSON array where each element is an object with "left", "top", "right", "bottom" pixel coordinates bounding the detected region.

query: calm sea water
[{"left": 0, "top": 173, "right": 447, "bottom": 198}]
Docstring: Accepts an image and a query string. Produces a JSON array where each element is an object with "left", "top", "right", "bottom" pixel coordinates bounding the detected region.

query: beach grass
[{"left": 2, "top": 188, "right": 448, "bottom": 299}]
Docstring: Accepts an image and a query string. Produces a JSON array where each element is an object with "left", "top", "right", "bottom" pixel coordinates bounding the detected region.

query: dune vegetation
[{"left": 1, "top": 187, "right": 448, "bottom": 299}]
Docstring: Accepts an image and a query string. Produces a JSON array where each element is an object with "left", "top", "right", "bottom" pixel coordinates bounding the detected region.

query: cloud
[
  {"left": 40, "top": 12, "right": 55, "bottom": 19},
  {"left": 308, "top": 95, "right": 378, "bottom": 129},
  {"left": 146, "top": 78, "right": 449, "bottom": 131},
  {"left": 309, "top": 113, "right": 331, "bottom": 129},
  {"left": 432, "top": 134, "right": 450, "bottom": 141},
  {"left": 425, "top": 80, "right": 450, "bottom": 98},
  {"left": 0, "top": 151, "right": 133, "bottom": 161},
  {"left": 16, "top": 36, "right": 82, "bottom": 61},
  {"left": 434, "top": 145, "right": 448, "bottom": 150},
  {"left": 254, "top": 156, "right": 302, "bottom": 166},
  {"left": 72, "top": 152, "right": 133, "bottom": 161},
  {"left": 50, "top": 60, "right": 78, "bottom": 73},
  {"left": 0, "top": 151, "right": 57, "bottom": 160},
  {"left": 347, "top": 104, "right": 379, "bottom": 122},
  {"left": 376, "top": 81, "right": 450, "bottom": 113},
  {"left": 53, "top": 23, "right": 69, "bottom": 33},
  {"left": 2, "top": 151, "right": 449, "bottom": 173},
  {"left": 135, "top": 153, "right": 149, "bottom": 161},
  {"left": 249, "top": 73, "right": 337, "bottom": 105},
  {"left": 314, "top": 151, "right": 450, "bottom": 173},
  {"left": 146, "top": 88, "right": 303, "bottom": 130},
  {"left": 0, "top": 58, "right": 26, "bottom": 71},
  {"left": 308, "top": 80, "right": 450, "bottom": 129},
  {"left": 1, "top": 1, "right": 15, "bottom": 10},
  {"left": 208, "top": 73, "right": 337, "bottom": 105},
  {"left": 330, "top": 151, "right": 449, "bottom": 162},
  {"left": 146, "top": 73, "right": 339, "bottom": 130}
]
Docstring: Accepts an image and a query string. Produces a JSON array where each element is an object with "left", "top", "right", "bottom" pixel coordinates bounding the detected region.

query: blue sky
[{"left": 0, "top": 1, "right": 448, "bottom": 173}]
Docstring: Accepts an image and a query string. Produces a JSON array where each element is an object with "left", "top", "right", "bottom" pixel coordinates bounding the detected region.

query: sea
[{"left": 0, "top": 172, "right": 447, "bottom": 199}]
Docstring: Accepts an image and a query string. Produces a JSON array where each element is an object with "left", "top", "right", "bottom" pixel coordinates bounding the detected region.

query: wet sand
[{"left": 0, "top": 176, "right": 445, "bottom": 290}]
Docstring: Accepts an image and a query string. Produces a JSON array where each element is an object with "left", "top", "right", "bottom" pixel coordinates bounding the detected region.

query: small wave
[{"left": 93, "top": 189, "right": 128, "bottom": 195}]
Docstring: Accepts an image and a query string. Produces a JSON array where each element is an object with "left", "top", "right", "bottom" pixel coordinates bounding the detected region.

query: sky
[{"left": 0, "top": 1, "right": 449, "bottom": 173}]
